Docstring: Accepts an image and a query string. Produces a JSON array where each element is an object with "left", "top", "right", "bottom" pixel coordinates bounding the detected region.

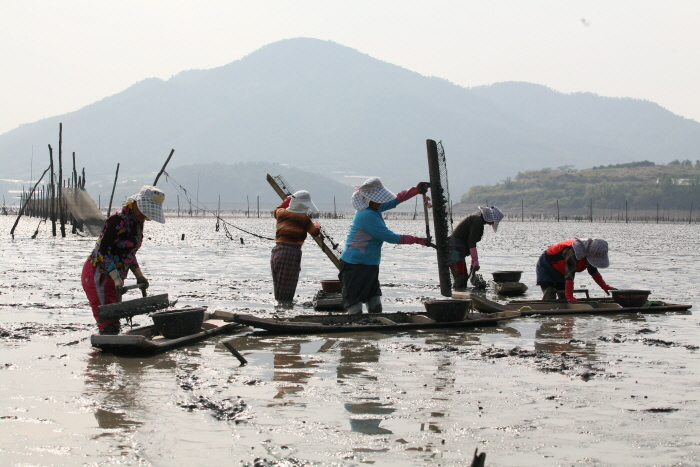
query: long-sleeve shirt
[
  {"left": 274, "top": 207, "right": 320, "bottom": 246},
  {"left": 87, "top": 204, "right": 143, "bottom": 279},
  {"left": 340, "top": 199, "right": 401, "bottom": 265}
]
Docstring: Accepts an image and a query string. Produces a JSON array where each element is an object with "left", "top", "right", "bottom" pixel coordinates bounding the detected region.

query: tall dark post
[
  {"left": 334, "top": 197, "right": 337, "bottom": 219},
  {"left": 107, "top": 163, "right": 120, "bottom": 216},
  {"left": 625, "top": 200, "right": 628, "bottom": 223},
  {"left": 153, "top": 149, "right": 175, "bottom": 186},
  {"left": 72, "top": 152, "right": 78, "bottom": 188},
  {"left": 257, "top": 196, "right": 260, "bottom": 218},
  {"left": 58, "top": 123, "right": 66, "bottom": 237},
  {"left": 690, "top": 202, "right": 693, "bottom": 225},
  {"left": 521, "top": 199, "right": 524, "bottom": 222},
  {"left": 556, "top": 200, "right": 560, "bottom": 222},
  {"left": 48, "top": 144, "right": 56, "bottom": 236}
]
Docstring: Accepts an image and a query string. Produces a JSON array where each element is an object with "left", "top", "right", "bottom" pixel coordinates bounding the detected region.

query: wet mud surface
[{"left": 1, "top": 216, "right": 699, "bottom": 466}]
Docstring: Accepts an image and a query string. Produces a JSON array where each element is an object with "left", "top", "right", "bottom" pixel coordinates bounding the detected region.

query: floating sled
[
  {"left": 231, "top": 310, "right": 520, "bottom": 335},
  {"left": 467, "top": 293, "right": 692, "bottom": 316},
  {"left": 91, "top": 310, "right": 245, "bottom": 355}
]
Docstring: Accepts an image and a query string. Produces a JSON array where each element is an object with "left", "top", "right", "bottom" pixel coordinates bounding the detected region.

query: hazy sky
[{"left": 2, "top": 1, "right": 699, "bottom": 135}]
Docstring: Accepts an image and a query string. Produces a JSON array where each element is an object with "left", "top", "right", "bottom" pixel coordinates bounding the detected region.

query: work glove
[
  {"left": 591, "top": 272, "right": 615, "bottom": 295},
  {"left": 279, "top": 197, "right": 291, "bottom": 209},
  {"left": 416, "top": 182, "right": 430, "bottom": 194},
  {"left": 469, "top": 247, "right": 480, "bottom": 271},
  {"left": 109, "top": 269, "right": 124, "bottom": 296},
  {"left": 313, "top": 221, "right": 321, "bottom": 229},
  {"left": 565, "top": 280, "right": 578, "bottom": 304},
  {"left": 399, "top": 235, "right": 427, "bottom": 246},
  {"left": 131, "top": 267, "right": 149, "bottom": 290}
]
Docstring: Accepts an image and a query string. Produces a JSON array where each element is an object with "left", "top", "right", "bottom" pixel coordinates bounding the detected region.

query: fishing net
[
  {"left": 270, "top": 174, "right": 343, "bottom": 261},
  {"left": 426, "top": 140, "right": 454, "bottom": 297},
  {"left": 62, "top": 188, "right": 106, "bottom": 236}
]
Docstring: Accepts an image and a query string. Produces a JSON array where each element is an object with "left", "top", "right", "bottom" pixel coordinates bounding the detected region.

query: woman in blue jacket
[{"left": 338, "top": 177, "right": 429, "bottom": 314}]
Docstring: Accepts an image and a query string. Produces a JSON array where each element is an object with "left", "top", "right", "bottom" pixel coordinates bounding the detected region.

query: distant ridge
[{"left": 1, "top": 37, "right": 699, "bottom": 205}]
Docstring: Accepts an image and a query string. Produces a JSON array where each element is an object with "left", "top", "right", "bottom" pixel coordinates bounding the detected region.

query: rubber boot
[
  {"left": 452, "top": 274, "right": 467, "bottom": 291},
  {"left": 347, "top": 301, "right": 363, "bottom": 315},
  {"left": 367, "top": 296, "right": 383, "bottom": 314},
  {"left": 542, "top": 287, "right": 557, "bottom": 301}
]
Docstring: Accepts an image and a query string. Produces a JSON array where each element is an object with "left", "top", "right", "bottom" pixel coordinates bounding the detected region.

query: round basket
[
  {"left": 491, "top": 271, "right": 522, "bottom": 283},
  {"left": 320, "top": 280, "right": 342, "bottom": 293},
  {"left": 423, "top": 299, "right": 471, "bottom": 322},
  {"left": 151, "top": 308, "right": 205, "bottom": 338},
  {"left": 611, "top": 290, "right": 651, "bottom": 308}
]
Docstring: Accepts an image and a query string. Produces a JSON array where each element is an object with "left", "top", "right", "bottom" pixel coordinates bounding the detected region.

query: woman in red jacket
[
  {"left": 82, "top": 185, "right": 166, "bottom": 334},
  {"left": 535, "top": 238, "right": 615, "bottom": 303}
]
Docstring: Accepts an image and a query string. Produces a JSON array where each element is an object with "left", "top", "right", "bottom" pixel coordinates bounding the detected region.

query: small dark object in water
[
  {"left": 491, "top": 271, "right": 522, "bottom": 283},
  {"left": 611, "top": 289, "right": 651, "bottom": 307},
  {"left": 320, "top": 280, "right": 342, "bottom": 293},
  {"left": 151, "top": 308, "right": 205, "bottom": 338},
  {"left": 423, "top": 299, "right": 471, "bottom": 322},
  {"left": 181, "top": 233, "right": 185, "bottom": 240},
  {"left": 240, "top": 237, "right": 244, "bottom": 244}
]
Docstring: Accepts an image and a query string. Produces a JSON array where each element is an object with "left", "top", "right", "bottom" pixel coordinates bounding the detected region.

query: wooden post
[
  {"left": 690, "top": 202, "right": 693, "bottom": 225},
  {"left": 521, "top": 199, "right": 524, "bottom": 222},
  {"left": 556, "top": 199, "right": 560, "bottom": 222},
  {"left": 334, "top": 196, "right": 337, "bottom": 219},
  {"left": 153, "top": 149, "right": 175, "bottom": 186},
  {"left": 246, "top": 196, "right": 249, "bottom": 217},
  {"left": 58, "top": 123, "right": 66, "bottom": 237},
  {"left": 107, "top": 163, "right": 120, "bottom": 217},
  {"left": 48, "top": 144, "right": 56, "bottom": 236}
]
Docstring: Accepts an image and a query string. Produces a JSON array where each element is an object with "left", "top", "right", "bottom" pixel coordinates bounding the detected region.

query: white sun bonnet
[{"left": 287, "top": 190, "right": 319, "bottom": 214}]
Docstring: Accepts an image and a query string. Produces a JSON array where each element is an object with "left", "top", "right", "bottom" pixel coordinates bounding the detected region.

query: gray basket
[
  {"left": 423, "top": 299, "right": 471, "bottom": 322},
  {"left": 151, "top": 308, "right": 205, "bottom": 338}
]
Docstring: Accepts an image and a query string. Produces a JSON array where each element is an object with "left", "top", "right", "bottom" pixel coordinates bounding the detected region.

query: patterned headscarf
[
  {"left": 572, "top": 238, "right": 609, "bottom": 269},
  {"left": 478, "top": 206, "right": 504, "bottom": 232},
  {"left": 351, "top": 177, "right": 396, "bottom": 211}
]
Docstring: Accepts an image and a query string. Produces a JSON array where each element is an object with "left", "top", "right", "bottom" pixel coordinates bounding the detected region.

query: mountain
[{"left": 1, "top": 37, "right": 700, "bottom": 207}]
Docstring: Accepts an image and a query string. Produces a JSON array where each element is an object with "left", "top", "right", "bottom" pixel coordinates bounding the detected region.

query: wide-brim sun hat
[
  {"left": 351, "top": 177, "right": 396, "bottom": 211},
  {"left": 288, "top": 190, "right": 319, "bottom": 214},
  {"left": 479, "top": 206, "right": 504, "bottom": 232},
  {"left": 128, "top": 185, "right": 166, "bottom": 224},
  {"left": 572, "top": 238, "right": 609, "bottom": 269}
]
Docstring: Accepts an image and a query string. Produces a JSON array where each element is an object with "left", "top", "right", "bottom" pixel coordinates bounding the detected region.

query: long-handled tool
[
  {"left": 97, "top": 283, "right": 170, "bottom": 323},
  {"left": 422, "top": 194, "right": 435, "bottom": 248}
]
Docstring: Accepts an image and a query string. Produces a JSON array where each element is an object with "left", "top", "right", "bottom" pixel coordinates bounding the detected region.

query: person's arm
[
  {"left": 589, "top": 268, "right": 615, "bottom": 295},
  {"left": 361, "top": 212, "right": 402, "bottom": 243},
  {"left": 563, "top": 249, "right": 579, "bottom": 303},
  {"left": 307, "top": 219, "right": 322, "bottom": 237},
  {"left": 396, "top": 182, "right": 430, "bottom": 203}
]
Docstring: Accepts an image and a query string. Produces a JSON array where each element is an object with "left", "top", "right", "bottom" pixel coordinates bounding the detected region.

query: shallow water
[{"left": 1, "top": 215, "right": 699, "bottom": 466}]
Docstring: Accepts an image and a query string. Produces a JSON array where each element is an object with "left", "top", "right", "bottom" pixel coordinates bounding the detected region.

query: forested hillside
[{"left": 461, "top": 160, "right": 700, "bottom": 212}]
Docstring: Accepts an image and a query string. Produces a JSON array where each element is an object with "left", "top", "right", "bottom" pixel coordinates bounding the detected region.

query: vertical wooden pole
[
  {"left": 58, "top": 123, "right": 66, "bottom": 237},
  {"left": 48, "top": 144, "right": 56, "bottom": 236},
  {"left": 107, "top": 163, "right": 120, "bottom": 217},
  {"left": 72, "top": 152, "right": 77, "bottom": 188}
]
